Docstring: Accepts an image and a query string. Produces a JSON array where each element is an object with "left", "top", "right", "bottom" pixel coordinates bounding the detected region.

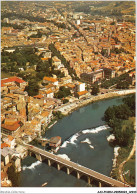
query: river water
[{"left": 20, "top": 97, "right": 124, "bottom": 187}]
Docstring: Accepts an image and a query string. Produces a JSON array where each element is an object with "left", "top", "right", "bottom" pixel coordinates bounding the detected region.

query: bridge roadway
[{"left": 25, "top": 144, "right": 129, "bottom": 187}]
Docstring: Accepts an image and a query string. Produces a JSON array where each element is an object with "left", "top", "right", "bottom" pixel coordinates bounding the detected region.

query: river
[{"left": 20, "top": 97, "right": 125, "bottom": 187}]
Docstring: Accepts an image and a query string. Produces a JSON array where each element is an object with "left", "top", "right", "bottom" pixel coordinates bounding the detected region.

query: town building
[{"left": 80, "top": 69, "right": 104, "bottom": 84}]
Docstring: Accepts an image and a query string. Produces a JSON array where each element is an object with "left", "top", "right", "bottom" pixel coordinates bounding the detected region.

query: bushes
[
  {"left": 101, "top": 73, "right": 132, "bottom": 89},
  {"left": 113, "top": 120, "right": 134, "bottom": 147},
  {"left": 54, "top": 86, "right": 71, "bottom": 99},
  {"left": 104, "top": 94, "right": 135, "bottom": 147},
  {"left": 63, "top": 99, "right": 69, "bottom": 104},
  {"left": 91, "top": 84, "right": 100, "bottom": 95},
  {"left": 104, "top": 104, "right": 132, "bottom": 122},
  {"left": 25, "top": 80, "right": 39, "bottom": 96},
  {"left": 53, "top": 111, "right": 64, "bottom": 119}
]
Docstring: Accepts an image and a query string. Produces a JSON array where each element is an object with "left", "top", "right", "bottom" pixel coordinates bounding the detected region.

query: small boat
[{"left": 41, "top": 182, "right": 48, "bottom": 187}]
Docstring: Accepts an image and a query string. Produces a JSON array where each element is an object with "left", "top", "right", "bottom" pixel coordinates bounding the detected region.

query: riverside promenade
[{"left": 55, "top": 89, "right": 136, "bottom": 115}]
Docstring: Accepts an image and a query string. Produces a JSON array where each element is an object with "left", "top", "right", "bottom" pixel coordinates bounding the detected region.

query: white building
[
  {"left": 75, "top": 82, "right": 85, "bottom": 92},
  {"left": 76, "top": 20, "right": 81, "bottom": 25}
]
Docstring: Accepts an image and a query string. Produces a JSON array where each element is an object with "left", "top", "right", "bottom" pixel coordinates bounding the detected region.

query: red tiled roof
[
  {"left": 8, "top": 135, "right": 14, "bottom": 141},
  {"left": 33, "top": 94, "right": 44, "bottom": 99},
  {"left": 77, "top": 90, "right": 88, "bottom": 96},
  {"left": 1, "top": 77, "right": 26, "bottom": 86},
  {"left": 1, "top": 143, "right": 10, "bottom": 149},
  {"left": 41, "top": 111, "right": 50, "bottom": 117},
  {"left": 41, "top": 58, "right": 49, "bottom": 61},
  {"left": 1, "top": 172, "right": 8, "bottom": 181},
  {"left": 43, "top": 76, "right": 58, "bottom": 83},
  {"left": 1, "top": 121, "right": 21, "bottom": 131},
  {"left": 45, "top": 89, "right": 53, "bottom": 94}
]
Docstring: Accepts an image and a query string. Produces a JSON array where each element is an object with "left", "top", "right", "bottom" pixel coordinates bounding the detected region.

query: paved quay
[{"left": 55, "top": 89, "right": 136, "bottom": 115}]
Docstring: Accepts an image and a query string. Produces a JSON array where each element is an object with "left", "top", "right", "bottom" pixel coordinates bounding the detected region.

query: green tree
[
  {"left": 123, "top": 94, "right": 135, "bottom": 116},
  {"left": 25, "top": 80, "right": 39, "bottom": 96},
  {"left": 91, "top": 84, "right": 100, "bottom": 95},
  {"left": 63, "top": 99, "right": 69, "bottom": 104},
  {"left": 54, "top": 86, "right": 71, "bottom": 99},
  {"left": 53, "top": 111, "right": 64, "bottom": 119},
  {"left": 116, "top": 80, "right": 130, "bottom": 89},
  {"left": 114, "top": 120, "right": 134, "bottom": 146}
]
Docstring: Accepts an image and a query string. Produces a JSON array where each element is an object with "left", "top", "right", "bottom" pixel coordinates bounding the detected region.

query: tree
[
  {"left": 123, "top": 94, "right": 135, "bottom": 116},
  {"left": 104, "top": 104, "right": 132, "bottom": 122},
  {"left": 53, "top": 111, "right": 64, "bottom": 119},
  {"left": 114, "top": 104, "right": 132, "bottom": 120},
  {"left": 54, "top": 86, "right": 71, "bottom": 99},
  {"left": 116, "top": 80, "right": 130, "bottom": 89},
  {"left": 91, "top": 84, "right": 100, "bottom": 95},
  {"left": 63, "top": 99, "right": 69, "bottom": 104},
  {"left": 25, "top": 80, "right": 39, "bottom": 96},
  {"left": 104, "top": 106, "right": 116, "bottom": 122},
  {"left": 114, "top": 120, "right": 134, "bottom": 146}
]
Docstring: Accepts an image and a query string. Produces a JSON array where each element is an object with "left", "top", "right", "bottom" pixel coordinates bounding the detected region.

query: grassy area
[
  {"left": 123, "top": 153, "right": 135, "bottom": 186},
  {"left": 1, "top": 71, "right": 13, "bottom": 79},
  {"left": 111, "top": 146, "right": 132, "bottom": 180},
  {"left": 111, "top": 132, "right": 135, "bottom": 186}
]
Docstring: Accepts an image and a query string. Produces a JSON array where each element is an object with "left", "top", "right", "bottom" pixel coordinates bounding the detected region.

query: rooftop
[
  {"left": 1, "top": 76, "right": 26, "bottom": 86},
  {"left": 43, "top": 76, "right": 58, "bottom": 83},
  {"left": 77, "top": 90, "right": 88, "bottom": 96},
  {"left": 1, "top": 121, "right": 21, "bottom": 131}
]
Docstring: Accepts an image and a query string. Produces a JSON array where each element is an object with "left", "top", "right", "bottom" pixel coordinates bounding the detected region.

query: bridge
[
  {"left": 35, "top": 137, "right": 50, "bottom": 146},
  {"left": 25, "top": 144, "right": 129, "bottom": 187}
]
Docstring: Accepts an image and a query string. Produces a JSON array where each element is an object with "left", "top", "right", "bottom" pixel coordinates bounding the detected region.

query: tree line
[
  {"left": 104, "top": 94, "right": 135, "bottom": 147},
  {"left": 49, "top": 43, "right": 79, "bottom": 80},
  {"left": 101, "top": 73, "right": 133, "bottom": 89}
]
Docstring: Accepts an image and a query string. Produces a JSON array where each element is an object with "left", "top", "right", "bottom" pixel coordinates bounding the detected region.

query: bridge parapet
[{"left": 25, "top": 144, "right": 129, "bottom": 187}]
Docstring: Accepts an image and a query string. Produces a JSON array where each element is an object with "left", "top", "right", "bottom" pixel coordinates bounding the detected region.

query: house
[
  {"left": 75, "top": 82, "right": 85, "bottom": 92},
  {"left": 33, "top": 94, "right": 46, "bottom": 106},
  {"left": 52, "top": 56, "right": 61, "bottom": 67},
  {"left": 1, "top": 143, "right": 10, "bottom": 149},
  {"left": 103, "top": 68, "right": 115, "bottom": 79},
  {"left": 1, "top": 172, "right": 8, "bottom": 182},
  {"left": 43, "top": 76, "right": 58, "bottom": 86},
  {"left": 49, "top": 136, "right": 61, "bottom": 148},
  {"left": 45, "top": 89, "right": 54, "bottom": 98},
  {"left": 1, "top": 148, "right": 10, "bottom": 165},
  {"left": 35, "top": 110, "right": 53, "bottom": 126},
  {"left": 1, "top": 77, "right": 27, "bottom": 89},
  {"left": 60, "top": 76, "right": 72, "bottom": 84},
  {"left": 66, "top": 83, "right": 75, "bottom": 93},
  {"left": 3, "top": 135, "right": 16, "bottom": 149},
  {"left": 1, "top": 171, "right": 12, "bottom": 187},
  {"left": 1, "top": 120, "right": 22, "bottom": 136},
  {"left": 41, "top": 50, "right": 52, "bottom": 59},
  {"left": 80, "top": 69, "right": 104, "bottom": 84},
  {"left": 1, "top": 83, "right": 8, "bottom": 95},
  {"left": 75, "top": 90, "right": 89, "bottom": 99}
]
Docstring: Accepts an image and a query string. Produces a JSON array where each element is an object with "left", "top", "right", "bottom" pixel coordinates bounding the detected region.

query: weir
[{"left": 25, "top": 144, "right": 129, "bottom": 187}]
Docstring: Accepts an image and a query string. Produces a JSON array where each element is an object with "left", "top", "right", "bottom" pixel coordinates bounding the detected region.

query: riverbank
[
  {"left": 55, "top": 89, "right": 136, "bottom": 116},
  {"left": 108, "top": 117, "right": 136, "bottom": 186},
  {"left": 41, "top": 89, "right": 135, "bottom": 184},
  {"left": 20, "top": 97, "right": 126, "bottom": 187}
]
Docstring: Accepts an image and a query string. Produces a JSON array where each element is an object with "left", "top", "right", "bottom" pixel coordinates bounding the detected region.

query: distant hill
[{"left": 73, "top": 1, "right": 135, "bottom": 17}]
